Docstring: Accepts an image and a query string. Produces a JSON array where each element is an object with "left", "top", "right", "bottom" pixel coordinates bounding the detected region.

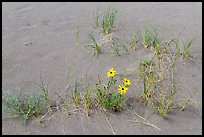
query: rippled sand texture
[{"left": 2, "top": 2, "right": 202, "bottom": 135}]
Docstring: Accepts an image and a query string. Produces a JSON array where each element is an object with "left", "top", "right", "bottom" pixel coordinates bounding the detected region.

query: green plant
[
  {"left": 110, "top": 39, "right": 121, "bottom": 56},
  {"left": 2, "top": 92, "right": 46, "bottom": 122},
  {"left": 142, "top": 26, "right": 157, "bottom": 48},
  {"left": 151, "top": 38, "right": 169, "bottom": 56},
  {"left": 55, "top": 69, "right": 73, "bottom": 115},
  {"left": 84, "top": 90, "right": 91, "bottom": 116},
  {"left": 138, "top": 58, "right": 154, "bottom": 77},
  {"left": 40, "top": 81, "right": 52, "bottom": 113},
  {"left": 151, "top": 86, "right": 176, "bottom": 118},
  {"left": 96, "top": 68, "right": 130, "bottom": 112},
  {"left": 92, "top": 9, "right": 101, "bottom": 30},
  {"left": 182, "top": 39, "right": 193, "bottom": 60},
  {"left": 72, "top": 80, "right": 80, "bottom": 108},
  {"left": 138, "top": 58, "right": 163, "bottom": 104},
  {"left": 88, "top": 33, "right": 102, "bottom": 55},
  {"left": 171, "top": 42, "right": 181, "bottom": 69},
  {"left": 107, "top": 36, "right": 128, "bottom": 56},
  {"left": 130, "top": 32, "right": 139, "bottom": 50},
  {"left": 76, "top": 25, "right": 80, "bottom": 47},
  {"left": 102, "top": 8, "right": 118, "bottom": 35},
  {"left": 55, "top": 92, "right": 70, "bottom": 115}
]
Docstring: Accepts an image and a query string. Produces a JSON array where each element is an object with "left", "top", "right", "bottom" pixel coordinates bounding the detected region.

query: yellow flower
[
  {"left": 118, "top": 85, "right": 128, "bottom": 94},
  {"left": 107, "top": 68, "right": 116, "bottom": 77},
  {"left": 123, "top": 78, "right": 131, "bottom": 86}
]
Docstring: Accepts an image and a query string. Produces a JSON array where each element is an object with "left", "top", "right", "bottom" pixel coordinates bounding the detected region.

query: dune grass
[
  {"left": 109, "top": 39, "right": 128, "bottom": 56},
  {"left": 151, "top": 86, "right": 176, "bottom": 118},
  {"left": 92, "top": 9, "right": 101, "bottom": 30},
  {"left": 92, "top": 7, "right": 118, "bottom": 35},
  {"left": 130, "top": 32, "right": 139, "bottom": 50},
  {"left": 76, "top": 25, "right": 80, "bottom": 47},
  {"left": 2, "top": 92, "right": 46, "bottom": 122},
  {"left": 40, "top": 80, "right": 52, "bottom": 113},
  {"left": 142, "top": 26, "right": 158, "bottom": 48},
  {"left": 88, "top": 33, "right": 102, "bottom": 55},
  {"left": 102, "top": 8, "right": 118, "bottom": 35},
  {"left": 72, "top": 80, "right": 80, "bottom": 108},
  {"left": 181, "top": 39, "right": 195, "bottom": 60},
  {"left": 55, "top": 68, "right": 73, "bottom": 115}
]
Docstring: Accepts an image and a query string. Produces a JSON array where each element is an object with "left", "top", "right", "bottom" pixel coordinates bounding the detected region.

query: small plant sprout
[
  {"left": 181, "top": 39, "right": 194, "bottom": 60},
  {"left": 110, "top": 41, "right": 121, "bottom": 56},
  {"left": 76, "top": 25, "right": 80, "bottom": 47},
  {"left": 130, "top": 32, "right": 139, "bottom": 50},
  {"left": 84, "top": 90, "right": 92, "bottom": 116},
  {"left": 88, "top": 33, "right": 102, "bottom": 55},
  {"left": 55, "top": 92, "right": 70, "bottom": 115},
  {"left": 109, "top": 37, "right": 128, "bottom": 56},
  {"left": 40, "top": 80, "right": 52, "bottom": 113},
  {"left": 92, "top": 9, "right": 101, "bottom": 30},
  {"left": 72, "top": 80, "right": 80, "bottom": 108}
]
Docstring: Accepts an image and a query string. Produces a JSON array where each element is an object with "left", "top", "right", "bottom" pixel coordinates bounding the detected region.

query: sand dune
[{"left": 2, "top": 2, "right": 202, "bottom": 135}]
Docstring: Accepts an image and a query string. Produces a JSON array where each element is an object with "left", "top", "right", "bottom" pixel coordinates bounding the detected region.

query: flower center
[
  {"left": 122, "top": 88, "right": 124, "bottom": 90},
  {"left": 126, "top": 80, "right": 128, "bottom": 82},
  {"left": 110, "top": 72, "right": 112, "bottom": 74}
]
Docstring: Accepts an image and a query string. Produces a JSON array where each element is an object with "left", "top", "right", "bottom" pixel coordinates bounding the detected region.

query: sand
[{"left": 2, "top": 2, "right": 202, "bottom": 135}]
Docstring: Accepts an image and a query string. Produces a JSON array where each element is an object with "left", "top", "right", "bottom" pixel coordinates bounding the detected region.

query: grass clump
[
  {"left": 142, "top": 26, "right": 168, "bottom": 56},
  {"left": 72, "top": 80, "right": 80, "bottom": 108},
  {"left": 130, "top": 32, "right": 139, "bottom": 50},
  {"left": 142, "top": 26, "right": 158, "bottom": 48},
  {"left": 102, "top": 8, "right": 118, "bottom": 35},
  {"left": 137, "top": 57, "right": 167, "bottom": 106},
  {"left": 55, "top": 92, "right": 70, "bottom": 115},
  {"left": 181, "top": 39, "right": 194, "bottom": 60},
  {"left": 109, "top": 38, "right": 128, "bottom": 56},
  {"left": 92, "top": 9, "right": 101, "bottom": 30},
  {"left": 84, "top": 90, "right": 92, "bottom": 116},
  {"left": 40, "top": 80, "right": 52, "bottom": 113},
  {"left": 138, "top": 58, "right": 155, "bottom": 90},
  {"left": 88, "top": 33, "right": 102, "bottom": 55},
  {"left": 92, "top": 7, "right": 118, "bottom": 35},
  {"left": 151, "top": 86, "right": 176, "bottom": 118},
  {"left": 55, "top": 69, "right": 73, "bottom": 115},
  {"left": 2, "top": 92, "right": 46, "bottom": 122}
]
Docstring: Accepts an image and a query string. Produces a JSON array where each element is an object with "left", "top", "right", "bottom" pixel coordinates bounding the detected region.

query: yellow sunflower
[
  {"left": 123, "top": 78, "right": 131, "bottom": 86},
  {"left": 107, "top": 68, "right": 116, "bottom": 77},
  {"left": 118, "top": 85, "right": 128, "bottom": 94}
]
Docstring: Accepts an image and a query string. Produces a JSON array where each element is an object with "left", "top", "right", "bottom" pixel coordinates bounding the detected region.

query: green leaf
[
  {"left": 107, "top": 80, "right": 111, "bottom": 89},
  {"left": 103, "top": 85, "right": 107, "bottom": 91}
]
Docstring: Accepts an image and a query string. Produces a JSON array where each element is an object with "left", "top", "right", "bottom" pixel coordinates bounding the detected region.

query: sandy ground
[{"left": 2, "top": 2, "right": 202, "bottom": 135}]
